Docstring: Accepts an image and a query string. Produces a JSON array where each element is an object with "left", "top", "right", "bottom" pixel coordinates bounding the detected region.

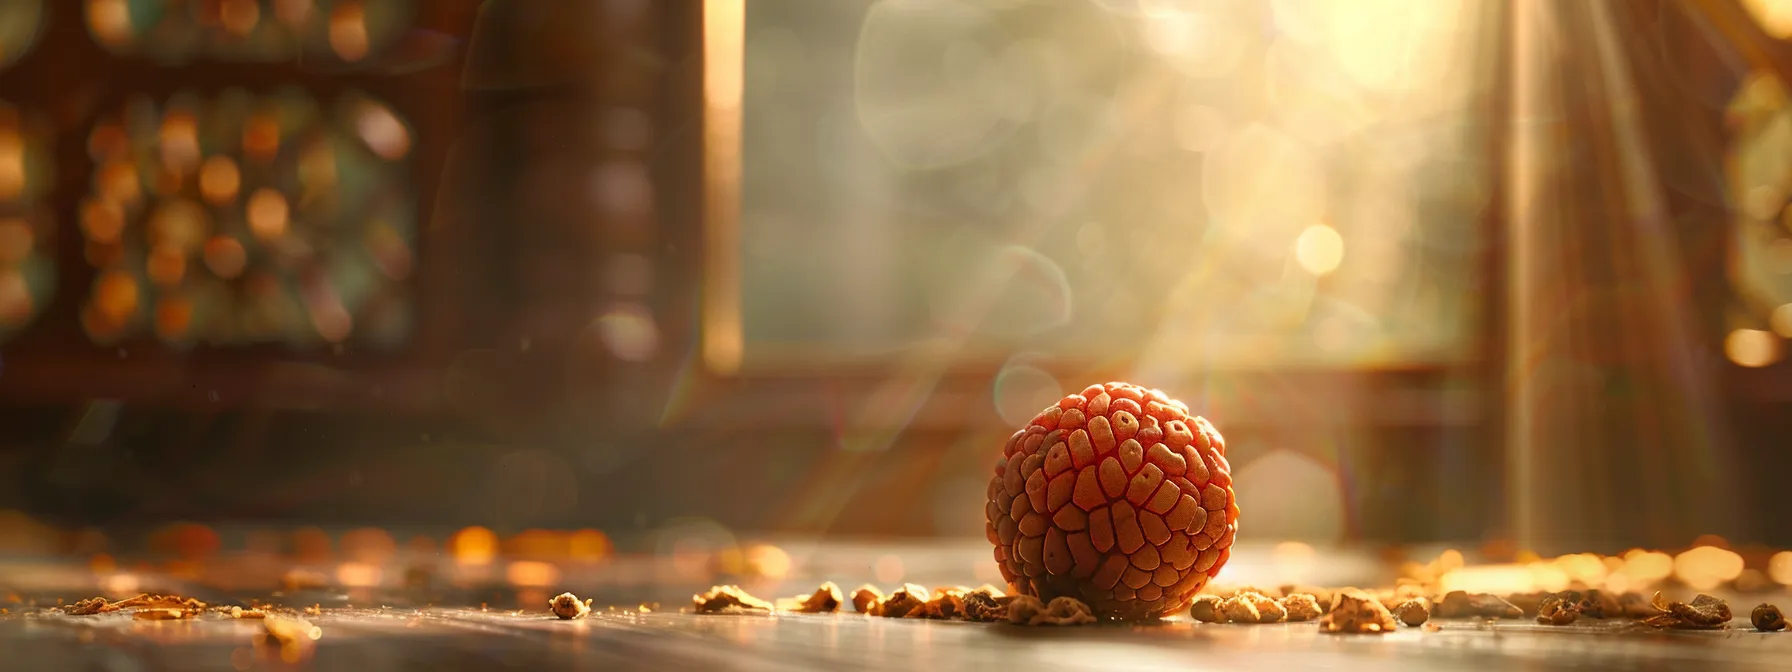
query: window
[{"left": 726, "top": 0, "right": 1496, "bottom": 371}]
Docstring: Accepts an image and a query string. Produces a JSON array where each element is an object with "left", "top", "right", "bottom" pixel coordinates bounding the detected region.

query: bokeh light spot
[
  {"left": 1294, "top": 224, "right": 1345, "bottom": 275},
  {"left": 1725, "top": 328, "right": 1780, "bottom": 367}
]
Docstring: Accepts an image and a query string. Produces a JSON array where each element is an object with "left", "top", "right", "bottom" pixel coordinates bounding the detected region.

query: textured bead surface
[{"left": 986, "top": 382, "right": 1236, "bottom": 621}]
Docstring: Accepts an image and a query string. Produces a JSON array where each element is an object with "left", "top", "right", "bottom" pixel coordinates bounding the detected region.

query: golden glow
[
  {"left": 341, "top": 527, "right": 398, "bottom": 565},
  {"left": 86, "top": 0, "right": 133, "bottom": 47},
  {"left": 355, "top": 102, "right": 411, "bottom": 160},
  {"left": 336, "top": 562, "right": 382, "bottom": 588},
  {"left": 98, "top": 160, "right": 141, "bottom": 205},
  {"left": 505, "top": 561, "right": 560, "bottom": 588},
  {"left": 80, "top": 198, "right": 125, "bottom": 243},
  {"left": 247, "top": 188, "right": 290, "bottom": 240},
  {"left": 873, "top": 554, "right": 904, "bottom": 584},
  {"left": 1437, "top": 563, "right": 1532, "bottom": 594},
  {"left": 244, "top": 113, "right": 281, "bottom": 162},
  {"left": 154, "top": 296, "right": 193, "bottom": 339},
  {"left": 0, "top": 269, "right": 31, "bottom": 326},
  {"left": 199, "top": 156, "right": 242, "bottom": 205},
  {"left": 1770, "top": 551, "right": 1792, "bottom": 585},
  {"left": 569, "top": 529, "right": 613, "bottom": 562},
  {"left": 1744, "top": 0, "right": 1792, "bottom": 39},
  {"left": 1673, "top": 545, "right": 1745, "bottom": 591},
  {"left": 93, "top": 269, "right": 140, "bottom": 322},
  {"left": 1772, "top": 303, "right": 1792, "bottom": 338},
  {"left": 702, "top": 0, "right": 745, "bottom": 375},
  {"left": 329, "top": 2, "right": 370, "bottom": 62},
  {"left": 146, "top": 243, "right": 186, "bottom": 287},
  {"left": 1620, "top": 549, "right": 1675, "bottom": 583},
  {"left": 220, "top": 0, "right": 261, "bottom": 36},
  {"left": 274, "top": 0, "right": 314, "bottom": 27},
  {"left": 1269, "top": 541, "right": 1317, "bottom": 583},
  {"left": 203, "top": 236, "right": 247, "bottom": 279},
  {"left": 159, "top": 112, "right": 201, "bottom": 173},
  {"left": 744, "top": 544, "right": 792, "bottom": 580},
  {"left": 1294, "top": 224, "right": 1344, "bottom": 275},
  {"left": 450, "top": 526, "right": 498, "bottom": 566},
  {"left": 1725, "top": 328, "right": 1781, "bottom": 367},
  {"left": 0, "top": 127, "right": 23, "bottom": 201},
  {"left": 291, "top": 527, "right": 334, "bottom": 562}
]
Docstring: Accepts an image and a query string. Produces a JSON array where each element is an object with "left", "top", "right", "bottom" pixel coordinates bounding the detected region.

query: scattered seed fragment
[
  {"left": 1569, "top": 590, "right": 1621, "bottom": 619},
  {"left": 1751, "top": 603, "right": 1785, "bottom": 632},
  {"left": 64, "top": 593, "right": 207, "bottom": 616},
  {"left": 1318, "top": 589, "right": 1397, "bottom": 635},
  {"left": 1641, "top": 592, "right": 1730, "bottom": 630},
  {"left": 133, "top": 608, "right": 186, "bottom": 621},
  {"left": 909, "top": 587, "right": 970, "bottom": 620},
  {"left": 1007, "top": 595, "right": 1096, "bottom": 626},
  {"left": 1241, "top": 591, "right": 1285, "bottom": 623},
  {"left": 1393, "top": 598, "right": 1430, "bottom": 627},
  {"left": 851, "top": 585, "right": 884, "bottom": 614},
  {"left": 1219, "top": 594, "right": 1261, "bottom": 623},
  {"left": 550, "top": 592, "right": 593, "bottom": 620},
  {"left": 1535, "top": 596, "right": 1578, "bottom": 626},
  {"left": 1189, "top": 595, "right": 1227, "bottom": 623},
  {"left": 1282, "top": 594, "right": 1323, "bottom": 622},
  {"left": 231, "top": 606, "right": 269, "bottom": 619},
  {"left": 874, "top": 584, "right": 929, "bottom": 619},
  {"left": 962, "top": 587, "right": 1013, "bottom": 623},
  {"left": 793, "top": 582, "right": 844, "bottom": 614},
  {"left": 693, "top": 586, "right": 772, "bottom": 615},
  {"left": 64, "top": 597, "right": 111, "bottom": 615}
]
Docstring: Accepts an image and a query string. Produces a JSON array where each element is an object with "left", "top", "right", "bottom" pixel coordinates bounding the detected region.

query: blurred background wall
[{"left": 0, "top": 0, "right": 1788, "bottom": 556}]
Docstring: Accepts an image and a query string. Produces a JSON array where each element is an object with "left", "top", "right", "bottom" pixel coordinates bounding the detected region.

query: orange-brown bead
[{"left": 985, "top": 382, "right": 1237, "bottom": 621}]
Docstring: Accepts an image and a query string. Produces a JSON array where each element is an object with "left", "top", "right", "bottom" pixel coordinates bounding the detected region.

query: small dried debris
[
  {"left": 1318, "top": 589, "right": 1397, "bottom": 635},
  {"left": 1568, "top": 590, "right": 1622, "bottom": 619},
  {"left": 692, "top": 586, "right": 772, "bottom": 615},
  {"left": 1219, "top": 594, "right": 1261, "bottom": 623},
  {"left": 1006, "top": 595, "right": 1096, "bottom": 626},
  {"left": 850, "top": 584, "right": 883, "bottom": 614},
  {"left": 909, "top": 587, "right": 974, "bottom": 620},
  {"left": 1435, "top": 591, "right": 1522, "bottom": 619},
  {"left": 1535, "top": 595, "right": 1578, "bottom": 626},
  {"left": 792, "top": 582, "right": 844, "bottom": 614},
  {"left": 1242, "top": 591, "right": 1285, "bottom": 623},
  {"left": 1751, "top": 603, "right": 1785, "bottom": 632},
  {"left": 1282, "top": 594, "right": 1324, "bottom": 622},
  {"left": 64, "top": 593, "right": 207, "bottom": 616},
  {"left": 64, "top": 597, "right": 111, "bottom": 616},
  {"left": 873, "top": 584, "right": 928, "bottom": 619},
  {"left": 1421, "top": 621, "right": 1442, "bottom": 633},
  {"left": 231, "top": 606, "right": 269, "bottom": 620},
  {"left": 1393, "top": 598, "right": 1431, "bottom": 627},
  {"left": 1189, "top": 595, "right": 1227, "bottom": 623},
  {"left": 550, "top": 592, "right": 593, "bottom": 620},
  {"left": 1641, "top": 592, "right": 1730, "bottom": 630},
  {"left": 1281, "top": 586, "right": 1334, "bottom": 613},
  {"left": 304, "top": 604, "right": 322, "bottom": 617},
  {"left": 961, "top": 586, "right": 1011, "bottom": 623}
]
